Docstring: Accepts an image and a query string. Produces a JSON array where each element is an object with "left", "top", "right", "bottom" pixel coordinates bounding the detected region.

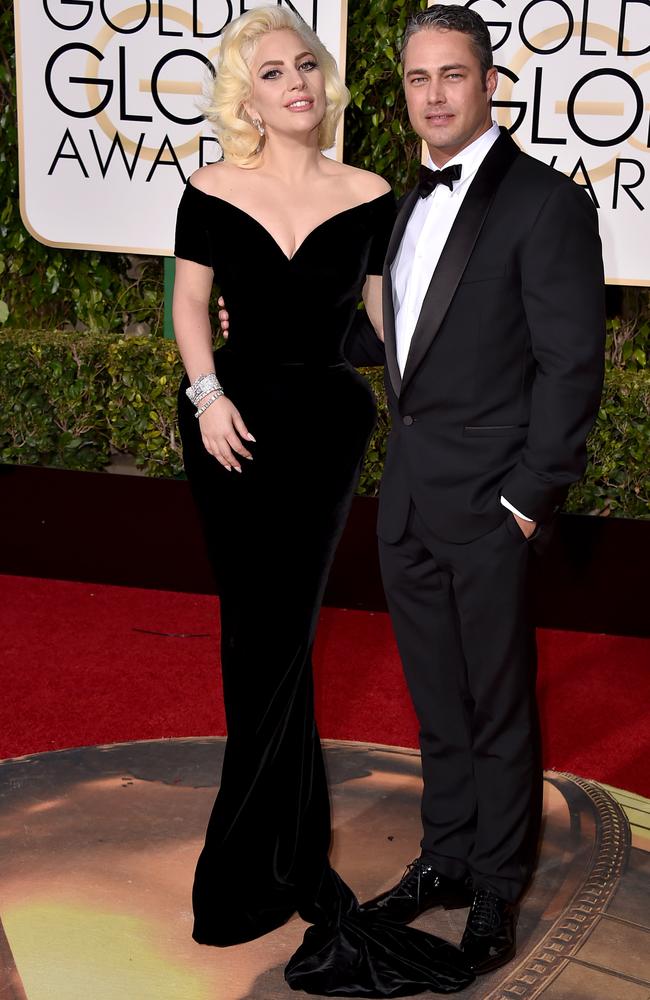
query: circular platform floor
[{"left": 1, "top": 738, "right": 647, "bottom": 1000}]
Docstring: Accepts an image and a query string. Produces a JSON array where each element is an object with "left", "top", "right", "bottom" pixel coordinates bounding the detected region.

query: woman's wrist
[
  {"left": 195, "top": 392, "right": 224, "bottom": 419},
  {"left": 195, "top": 390, "right": 222, "bottom": 405}
]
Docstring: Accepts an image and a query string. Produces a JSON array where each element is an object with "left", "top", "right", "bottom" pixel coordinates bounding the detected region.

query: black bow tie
[{"left": 418, "top": 163, "right": 463, "bottom": 198}]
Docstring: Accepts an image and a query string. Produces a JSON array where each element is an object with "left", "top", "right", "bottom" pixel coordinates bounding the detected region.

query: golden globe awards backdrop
[
  {"left": 14, "top": 1, "right": 348, "bottom": 256},
  {"left": 437, "top": 0, "right": 649, "bottom": 286}
]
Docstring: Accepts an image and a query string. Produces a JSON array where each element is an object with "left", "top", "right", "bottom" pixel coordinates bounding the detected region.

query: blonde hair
[{"left": 203, "top": 7, "right": 349, "bottom": 166}]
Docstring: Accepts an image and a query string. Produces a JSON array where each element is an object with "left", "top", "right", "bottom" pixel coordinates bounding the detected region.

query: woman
[{"left": 173, "top": 7, "right": 473, "bottom": 996}]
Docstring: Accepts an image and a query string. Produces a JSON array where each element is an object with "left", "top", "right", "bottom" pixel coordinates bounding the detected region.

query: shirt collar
[{"left": 426, "top": 122, "right": 501, "bottom": 194}]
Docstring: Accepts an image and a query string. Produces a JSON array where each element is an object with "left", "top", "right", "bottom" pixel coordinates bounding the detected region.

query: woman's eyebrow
[{"left": 258, "top": 51, "right": 315, "bottom": 71}]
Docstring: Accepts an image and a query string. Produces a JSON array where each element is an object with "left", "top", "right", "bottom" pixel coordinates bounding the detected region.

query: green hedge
[
  {"left": 1, "top": 329, "right": 647, "bottom": 518},
  {"left": 565, "top": 368, "right": 649, "bottom": 518},
  {"left": 0, "top": 334, "right": 111, "bottom": 470}
]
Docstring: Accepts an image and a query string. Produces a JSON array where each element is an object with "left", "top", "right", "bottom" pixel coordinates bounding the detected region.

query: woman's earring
[{"left": 253, "top": 118, "right": 265, "bottom": 137}]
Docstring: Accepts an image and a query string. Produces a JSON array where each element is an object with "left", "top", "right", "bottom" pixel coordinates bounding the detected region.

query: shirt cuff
[{"left": 500, "top": 496, "right": 534, "bottom": 522}]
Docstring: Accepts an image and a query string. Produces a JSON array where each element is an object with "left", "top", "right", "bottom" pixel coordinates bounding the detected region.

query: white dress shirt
[{"left": 391, "top": 123, "right": 533, "bottom": 523}]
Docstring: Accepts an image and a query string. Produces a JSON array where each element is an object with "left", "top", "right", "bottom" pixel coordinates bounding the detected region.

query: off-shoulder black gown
[{"left": 174, "top": 180, "right": 473, "bottom": 997}]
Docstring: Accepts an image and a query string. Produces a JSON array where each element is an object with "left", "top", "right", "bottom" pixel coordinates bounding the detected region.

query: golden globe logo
[{"left": 44, "top": 3, "right": 223, "bottom": 179}]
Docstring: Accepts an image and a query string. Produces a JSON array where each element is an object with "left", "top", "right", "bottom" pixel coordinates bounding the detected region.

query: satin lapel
[
  {"left": 400, "top": 132, "right": 521, "bottom": 395},
  {"left": 383, "top": 187, "right": 419, "bottom": 398}
]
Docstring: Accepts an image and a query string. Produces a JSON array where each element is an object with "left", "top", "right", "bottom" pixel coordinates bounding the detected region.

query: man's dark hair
[{"left": 401, "top": 5, "right": 494, "bottom": 80}]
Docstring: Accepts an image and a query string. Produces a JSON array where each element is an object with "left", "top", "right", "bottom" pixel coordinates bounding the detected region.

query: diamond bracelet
[
  {"left": 186, "top": 372, "right": 223, "bottom": 406},
  {"left": 195, "top": 390, "right": 224, "bottom": 418}
]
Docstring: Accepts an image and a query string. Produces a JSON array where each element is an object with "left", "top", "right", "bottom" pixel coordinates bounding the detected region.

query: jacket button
[{"left": 403, "top": 415, "right": 414, "bottom": 426}]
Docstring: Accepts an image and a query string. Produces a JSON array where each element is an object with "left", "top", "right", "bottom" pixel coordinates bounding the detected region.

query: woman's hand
[{"left": 198, "top": 395, "right": 255, "bottom": 472}]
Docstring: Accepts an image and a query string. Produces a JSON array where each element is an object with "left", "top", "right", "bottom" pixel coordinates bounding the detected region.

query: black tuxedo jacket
[{"left": 373, "top": 129, "right": 605, "bottom": 544}]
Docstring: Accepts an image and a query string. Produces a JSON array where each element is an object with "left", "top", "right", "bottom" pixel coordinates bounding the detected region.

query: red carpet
[{"left": 1, "top": 574, "right": 648, "bottom": 796}]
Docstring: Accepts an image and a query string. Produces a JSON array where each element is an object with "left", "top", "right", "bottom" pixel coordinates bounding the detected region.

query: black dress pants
[{"left": 379, "top": 504, "right": 543, "bottom": 903}]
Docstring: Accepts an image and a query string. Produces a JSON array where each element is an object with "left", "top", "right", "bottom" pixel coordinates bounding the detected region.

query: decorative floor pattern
[{"left": 1, "top": 739, "right": 648, "bottom": 1000}]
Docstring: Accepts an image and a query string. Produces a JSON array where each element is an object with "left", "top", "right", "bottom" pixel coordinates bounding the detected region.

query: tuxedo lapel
[
  {"left": 383, "top": 188, "right": 419, "bottom": 397},
  {"left": 400, "top": 132, "right": 520, "bottom": 396}
]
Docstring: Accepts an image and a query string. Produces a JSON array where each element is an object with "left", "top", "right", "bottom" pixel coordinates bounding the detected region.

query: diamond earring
[{"left": 253, "top": 118, "right": 265, "bottom": 137}]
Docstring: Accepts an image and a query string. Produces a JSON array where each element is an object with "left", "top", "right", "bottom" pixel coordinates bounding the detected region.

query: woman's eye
[
  {"left": 299, "top": 60, "right": 317, "bottom": 72},
  {"left": 262, "top": 69, "right": 281, "bottom": 80}
]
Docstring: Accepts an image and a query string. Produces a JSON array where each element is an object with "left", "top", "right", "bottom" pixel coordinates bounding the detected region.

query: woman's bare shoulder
[
  {"left": 331, "top": 163, "right": 391, "bottom": 199},
  {"left": 188, "top": 161, "right": 243, "bottom": 196}
]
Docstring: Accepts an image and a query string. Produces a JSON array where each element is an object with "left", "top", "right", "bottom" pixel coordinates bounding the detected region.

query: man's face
[{"left": 402, "top": 28, "right": 498, "bottom": 167}]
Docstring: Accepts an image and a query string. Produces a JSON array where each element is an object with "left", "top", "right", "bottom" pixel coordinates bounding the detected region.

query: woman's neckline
[{"left": 187, "top": 182, "right": 392, "bottom": 262}]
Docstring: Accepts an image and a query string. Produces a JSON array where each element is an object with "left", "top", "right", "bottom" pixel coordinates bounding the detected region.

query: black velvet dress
[{"left": 174, "top": 180, "right": 473, "bottom": 997}]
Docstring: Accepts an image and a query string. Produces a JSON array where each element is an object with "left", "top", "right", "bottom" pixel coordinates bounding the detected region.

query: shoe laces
[
  {"left": 393, "top": 858, "right": 435, "bottom": 904},
  {"left": 470, "top": 889, "right": 502, "bottom": 933}
]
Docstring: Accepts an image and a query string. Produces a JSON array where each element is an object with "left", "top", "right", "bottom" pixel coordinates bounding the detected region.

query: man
[{"left": 356, "top": 5, "right": 605, "bottom": 976}]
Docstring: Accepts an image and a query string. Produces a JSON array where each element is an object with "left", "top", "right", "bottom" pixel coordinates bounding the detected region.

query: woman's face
[{"left": 245, "top": 29, "right": 326, "bottom": 142}]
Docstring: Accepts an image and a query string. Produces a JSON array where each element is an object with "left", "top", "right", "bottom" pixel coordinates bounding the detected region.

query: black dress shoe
[
  {"left": 359, "top": 858, "right": 472, "bottom": 924},
  {"left": 460, "top": 888, "right": 517, "bottom": 974}
]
